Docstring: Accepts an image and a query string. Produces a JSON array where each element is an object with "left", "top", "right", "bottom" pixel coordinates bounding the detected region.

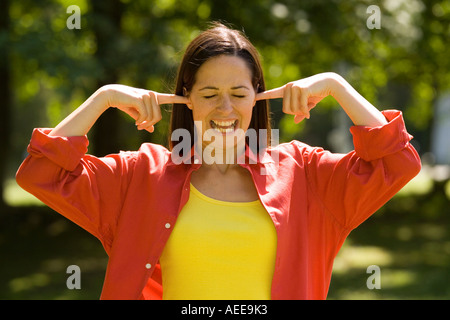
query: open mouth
[{"left": 210, "top": 120, "right": 238, "bottom": 133}]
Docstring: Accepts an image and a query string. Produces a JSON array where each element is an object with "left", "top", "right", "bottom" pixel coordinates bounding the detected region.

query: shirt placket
[{"left": 143, "top": 164, "right": 200, "bottom": 279}]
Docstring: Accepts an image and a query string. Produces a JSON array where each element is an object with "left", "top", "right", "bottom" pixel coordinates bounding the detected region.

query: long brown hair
[{"left": 169, "top": 22, "right": 271, "bottom": 152}]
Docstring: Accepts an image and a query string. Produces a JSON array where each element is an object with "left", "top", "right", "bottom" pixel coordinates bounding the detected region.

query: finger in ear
[{"left": 182, "top": 87, "right": 193, "bottom": 110}]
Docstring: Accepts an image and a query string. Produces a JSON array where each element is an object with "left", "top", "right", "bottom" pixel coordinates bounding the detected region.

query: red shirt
[{"left": 16, "top": 110, "right": 421, "bottom": 300}]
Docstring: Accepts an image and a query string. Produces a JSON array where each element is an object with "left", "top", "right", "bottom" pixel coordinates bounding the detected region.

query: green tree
[
  {"left": 6, "top": 0, "right": 450, "bottom": 207},
  {"left": 0, "top": 0, "right": 11, "bottom": 208},
  {"left": 89, "top": 0, "right": 124, "bottom": 156}
]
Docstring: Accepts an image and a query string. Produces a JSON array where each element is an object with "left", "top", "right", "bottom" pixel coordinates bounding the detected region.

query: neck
[
  {"left": 200, "top": 142, "right": 245, "bottom": 166},
  {"left": 207, "top": 162, "right": 235, "bottom": 174}
]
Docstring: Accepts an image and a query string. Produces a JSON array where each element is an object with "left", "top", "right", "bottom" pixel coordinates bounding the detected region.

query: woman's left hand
[{"left": 256, "top": 72, "right": 338, "bottom": 123}]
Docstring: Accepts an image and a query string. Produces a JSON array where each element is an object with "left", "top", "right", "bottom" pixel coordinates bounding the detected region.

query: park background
[{"left": 0, "top": 0, "right": 449, "bottom": 299}]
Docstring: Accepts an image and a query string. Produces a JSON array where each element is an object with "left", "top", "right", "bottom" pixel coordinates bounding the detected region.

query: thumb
[
  {"left": 300, "top": 90, "right": 310, "bottom": 119},
  {"left": 294, "top": 114, "right": 306, "bottom": 124}
]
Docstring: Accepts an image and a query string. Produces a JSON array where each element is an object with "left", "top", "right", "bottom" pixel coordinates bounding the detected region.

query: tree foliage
[{"left": 2, "top": 0, "right": 449, "bottom": 206}]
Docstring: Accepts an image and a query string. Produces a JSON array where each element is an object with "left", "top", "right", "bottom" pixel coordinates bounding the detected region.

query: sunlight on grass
[
  {"left": 333, "top": 242, "right": 393, "bottom": 275},
  {"left": 4, "top": 179, "right": 44, "bottom": 206},
  {"left": 332, "top": 268, "right": 417, "bottom": 300},
  {"left": 9, "top": 273, "right": 51, "bottom": 293},
  {"left": 381, "top": 269, "right": 417, "bottom": 289},
  {"left": 397, "top": 169, "right": 433, "bottom": 196},
  {"left": 331, "top": 289, "right": 381, "bottom": 300}
]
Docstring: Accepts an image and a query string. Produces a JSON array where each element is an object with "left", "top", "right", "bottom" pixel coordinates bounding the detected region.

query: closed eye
[{"left": 203, "top": 94, "right": 246, "bottom": 99}]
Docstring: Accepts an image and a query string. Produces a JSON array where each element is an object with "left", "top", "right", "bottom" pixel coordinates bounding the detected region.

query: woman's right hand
[
  {"left": 101, "top": 84, "right": 190, "bottom": 132},
  {"left": 50, "top": 84, "right": 190, "bottom": 137}
]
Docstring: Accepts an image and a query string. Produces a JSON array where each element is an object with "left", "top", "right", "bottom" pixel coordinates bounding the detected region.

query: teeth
[
  {"left": 215, "top": 127, "right": 234, "bottom": 133},
  {"left": 212, "top": 120, "right": 236, "bottom": 127},
  {"left": 210, "top": 120, "right": 237, "bottom": 133}
]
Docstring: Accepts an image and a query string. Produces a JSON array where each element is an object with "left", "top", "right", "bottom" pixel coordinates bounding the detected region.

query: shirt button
[
  {"left": 165, "top": 223, "right": 171, "bottom": 229},
  {"left": 145, "top": 263, "right": 151, "bottom": 269}
]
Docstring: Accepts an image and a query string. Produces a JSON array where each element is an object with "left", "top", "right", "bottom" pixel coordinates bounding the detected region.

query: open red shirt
[{"left": 16, "top": 110, "right": 421, "bottom": 299}]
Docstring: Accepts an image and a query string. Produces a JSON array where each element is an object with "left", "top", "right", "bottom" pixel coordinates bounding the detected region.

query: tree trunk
[
  {"left": 90, "top": 0, "right": 124, "bottom": 157},
  {"left": 0, "top": 0, "right": 11, "bottom": 209}
]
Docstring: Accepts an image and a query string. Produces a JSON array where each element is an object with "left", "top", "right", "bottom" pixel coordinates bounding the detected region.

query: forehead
[{"left": 193, "top": 55, "right": 253, "bottom": 88}]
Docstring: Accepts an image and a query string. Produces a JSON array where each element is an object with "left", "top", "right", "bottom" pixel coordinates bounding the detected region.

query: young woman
[{"left": 16, "top": 23, "right": 421, "bottom": 300}]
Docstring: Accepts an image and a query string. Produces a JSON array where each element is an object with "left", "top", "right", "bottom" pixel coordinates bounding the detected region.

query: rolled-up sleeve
[
  {"left": 16, "top": 128, "right": 136, "bottom": 248},
  {"left": 350, "top": 110, "right": 415, "bottom": 161},
  {"left": 25, "top": 128, "right": 89, "bottom": 171},
  {"left": 303, "top": 110, "right": 421, "bottom": 230}
]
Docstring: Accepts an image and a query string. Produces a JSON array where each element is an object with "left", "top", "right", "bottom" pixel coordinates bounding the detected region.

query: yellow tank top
[{"left": 159, "top": 183, "right": 277, "bottom": 300}]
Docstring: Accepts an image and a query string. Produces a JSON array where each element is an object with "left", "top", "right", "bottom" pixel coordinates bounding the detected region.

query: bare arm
[
  {"left": 50, "top": 84, "right": 189, "bottom": 137},
  {"left": 329, "top": 73, "right": 387, "bottom": 126},
  {"left": 49, "top": 87, "right": 108, "bottom": 137},
  {"left": 256, "top": 72, "right": 388, "bottom": 127}
]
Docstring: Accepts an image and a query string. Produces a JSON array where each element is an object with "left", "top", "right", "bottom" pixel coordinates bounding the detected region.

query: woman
[{"left": 16, "top": 23, "right": 421, "bottom": 300}]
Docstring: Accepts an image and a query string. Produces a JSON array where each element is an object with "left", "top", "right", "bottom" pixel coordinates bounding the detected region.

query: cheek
[
  {"left": 190, "top": 99, "right": 214, "bottom": 120},
  {"left": 190, "top": 95, "right": 255, "bottom": 122},
  {"left": 236, "top": 98, "right": 255, "bottom": 116}
]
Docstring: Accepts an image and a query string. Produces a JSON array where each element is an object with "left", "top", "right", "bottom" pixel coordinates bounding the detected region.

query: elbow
[
  {"left": 408, "top": 143, "right": 422, "bottom": 178},
  {"left": 412, "top": 155, "right": 422, "bottom": 178},
  {"left": 383, "top": 143, "right": 422, "bottom": 188},
  {"left": 15, "top": 156, "right": 49, "bottom": 195},
  {"left": 15, "top": 157, "right": 35, "bottom": 193},
  {"left": 399, "top": 143, "right": 422, "bottom": 182}
]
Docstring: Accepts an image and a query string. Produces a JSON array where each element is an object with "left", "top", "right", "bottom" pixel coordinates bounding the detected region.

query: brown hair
[{"left": 169, "top": 22, "right": 271, "bottom": 153}]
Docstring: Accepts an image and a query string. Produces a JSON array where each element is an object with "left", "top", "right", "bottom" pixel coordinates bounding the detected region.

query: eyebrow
[{"left": 199, "top": 85, "right": 250, "bottom": 91}]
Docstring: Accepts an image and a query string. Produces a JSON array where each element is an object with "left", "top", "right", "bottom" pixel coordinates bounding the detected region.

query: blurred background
[{"left": 0, "top": 0, "right": 449, "bottom": 299}]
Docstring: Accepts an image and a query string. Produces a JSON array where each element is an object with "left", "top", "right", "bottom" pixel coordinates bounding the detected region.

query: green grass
[
  {"left": 0, "top": 206, "right": 107, "bottom": 299},
  {"left": 4, "top": 179, "right": 45, "bottom": 207},
  {"left": 327, "top": 170, "right": 450, "bottom": 300},
  {"left": 328, "top": 213, "right": 450, "bottom": 299}
]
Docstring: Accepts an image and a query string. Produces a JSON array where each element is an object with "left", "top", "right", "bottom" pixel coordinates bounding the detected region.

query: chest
[
  {"left": 158, "top": 185, "right": 277, "bottom": 299},
  {"left": 189, "top": 165, "right": 259, "bottom": 202}
]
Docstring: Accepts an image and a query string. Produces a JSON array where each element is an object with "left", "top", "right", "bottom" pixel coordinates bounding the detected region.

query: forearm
[
  {"left": 49, "top": 87, "right": 109, "bottom": 137},
  {"left": 329, "top": 73, "right": 388, "bottom": 127}
]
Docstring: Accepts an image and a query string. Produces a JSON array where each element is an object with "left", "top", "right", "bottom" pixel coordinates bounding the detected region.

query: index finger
[
  {"left": 255, "top": 85, "right": 285, "bottom": 101},
  {"left": 156, "top": 93, "right": 190, "bottom": 105}
]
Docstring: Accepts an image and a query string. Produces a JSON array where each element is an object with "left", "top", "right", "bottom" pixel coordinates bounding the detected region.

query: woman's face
[{"left": 187, "top": 54, "right": 257, "bottom": 151}]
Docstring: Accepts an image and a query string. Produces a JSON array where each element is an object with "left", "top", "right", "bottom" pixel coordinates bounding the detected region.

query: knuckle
[
  {"left": 139, "top": 101, "right": 147, "bottom": 112},
  {"left": 148, "top": 91, "right": 158, "bottom": 103}
]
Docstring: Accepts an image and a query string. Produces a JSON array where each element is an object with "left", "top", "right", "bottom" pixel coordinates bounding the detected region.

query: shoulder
[
  {"left": 266, "top": 141, "right": 346, "bottom": 171},
  {"left": 135, "top": 143, "right": 171, "bottom": 163},
  {"left": 268, "top": 140, "right": 327, "bottom": 159},
  {"left": 109, "top": 143, "right": 170, "bottom": 170}
]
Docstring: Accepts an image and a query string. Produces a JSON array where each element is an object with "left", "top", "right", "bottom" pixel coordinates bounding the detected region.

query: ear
[
  {"left": 183, "top": 87, "right": 193, "bottom": 110},
  {"left": 252, "top": 84, "right": 260, "bottom": 108}
]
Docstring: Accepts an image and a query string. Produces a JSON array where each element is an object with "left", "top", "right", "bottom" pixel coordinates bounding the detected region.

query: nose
[{"left": 216, "top": 95, "right": 233, "bottom": 114}]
